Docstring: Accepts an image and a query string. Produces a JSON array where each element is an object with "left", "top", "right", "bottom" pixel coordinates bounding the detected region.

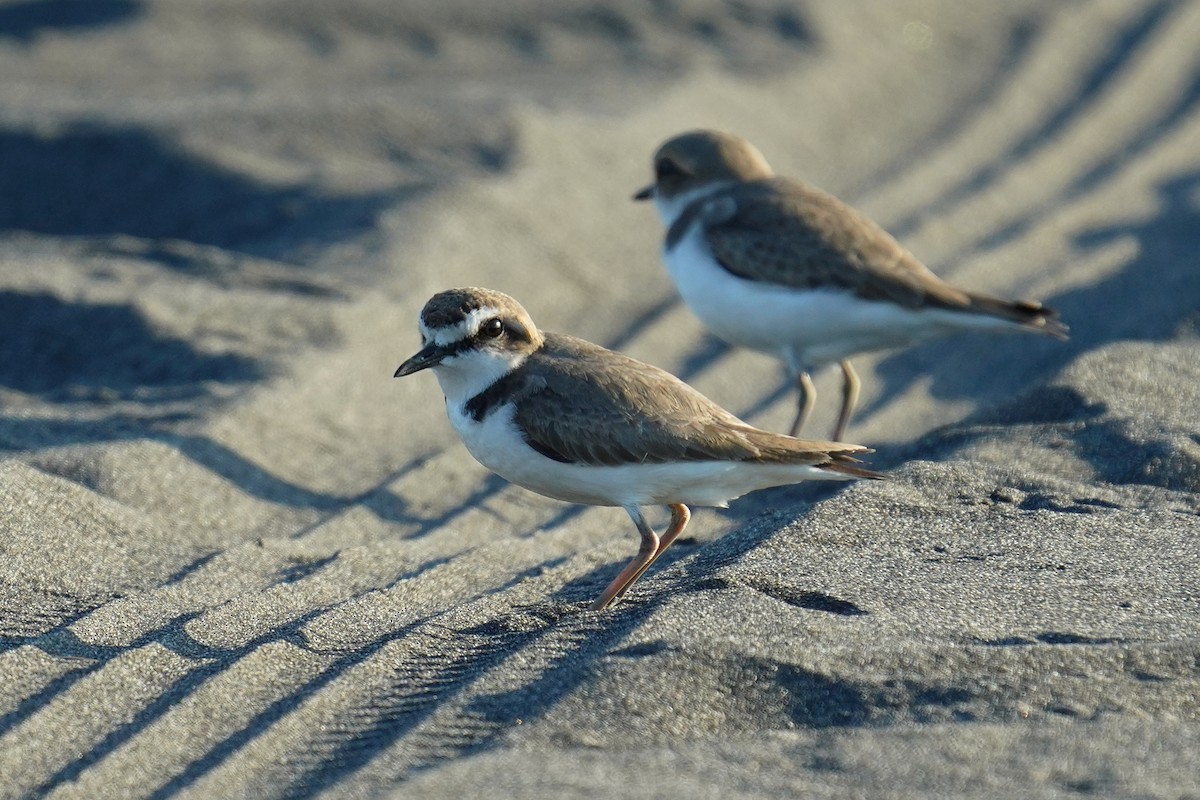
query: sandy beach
[{"left": 1, "top": 1, "right": 1198, "bottom": 797}]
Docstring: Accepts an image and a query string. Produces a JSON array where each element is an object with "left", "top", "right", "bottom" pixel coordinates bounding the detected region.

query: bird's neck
[
  {"left": 433, "top": 349, "right": 528, "bottom": 416},
  {"left": 654, "top": 181, "right": 735, "bottom": 227}
]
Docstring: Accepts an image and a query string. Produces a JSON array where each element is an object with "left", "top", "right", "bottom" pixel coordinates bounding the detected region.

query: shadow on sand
[
  {"left": 0, "top": 125, "right": 395, "bottom": 258},
  {"left": 0, "top": 0, "right": 141, "bottom": 42}
]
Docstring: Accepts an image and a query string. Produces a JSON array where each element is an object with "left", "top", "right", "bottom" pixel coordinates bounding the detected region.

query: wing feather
[
  {"left": 699, "top": 178, "right": 971, "bottom": 310},
  {"left": 510, "top": 334, "right": 871, "bottom": 468}
]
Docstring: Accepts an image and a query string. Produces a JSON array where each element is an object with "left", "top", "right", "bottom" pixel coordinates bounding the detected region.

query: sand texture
[{"left": 1, "top": 1, "right": 1198, "bottom": 797}]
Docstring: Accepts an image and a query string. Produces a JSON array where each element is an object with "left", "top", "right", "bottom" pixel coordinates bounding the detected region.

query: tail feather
[
  {"left": 823, "top": 454, "right": 886, "bottom": 480},
  {"left": 739, "top": 430, "right": 883, "bottom": 479},
  {"left": 968, "top": 293, "right": 1069, "bottom": 340}
]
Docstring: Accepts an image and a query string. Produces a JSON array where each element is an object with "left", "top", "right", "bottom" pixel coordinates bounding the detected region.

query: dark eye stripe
[
  {"left": 504, "top": 320, "right": 533, "bottom": 343},
  {"left": 430, "top": 317, "right": 533, "bottom": 358},
  {"left": 436, "top": 336, "right": 477, "bottom": 359},
  {"left": 656, "top": 158, "right": 683, "bottom": 179}
]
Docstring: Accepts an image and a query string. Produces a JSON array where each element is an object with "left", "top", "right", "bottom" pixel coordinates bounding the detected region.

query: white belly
[
  {"left": 448, "top": 401, "right": 850, "bottom": 509},
  {"left": 663, "top": 228, "right": 1012, "bottom": 369}
]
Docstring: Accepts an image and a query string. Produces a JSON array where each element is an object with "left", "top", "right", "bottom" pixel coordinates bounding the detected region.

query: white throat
[
  {"left": 653, "top": 181, "right": 735, "bottom": 228},
  {"left": 431, "top": 346, "right": 527, "bottom": 411}
]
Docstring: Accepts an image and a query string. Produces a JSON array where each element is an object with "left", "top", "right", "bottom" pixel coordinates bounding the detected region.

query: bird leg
[
  {"left": 832, "top": 359, "right": 860, "bottom": 442},
  {"left": 592, "top": 504, "right": 690, "bottom": 610},
  {"left": 611, "top": 504, "right": 691, "bottom": 606},
  {"left": 788, "top": 371, "right": 817, "bottom": 437},
  {"left": 592, "top": 507, "right": 659, "bottom": 611}
]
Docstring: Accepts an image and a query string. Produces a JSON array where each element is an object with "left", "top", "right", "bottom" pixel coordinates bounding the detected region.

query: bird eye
[
  {"left": 655, "top": 157, "right": 683, "bottom": 180},
  {"left": 481, "top": 318, "right": 504, "bottom": 338}
]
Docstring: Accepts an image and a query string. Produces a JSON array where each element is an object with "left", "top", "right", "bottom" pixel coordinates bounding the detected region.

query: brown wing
[
  {"left": 695, "top": 178, "right": 972, "bottom": 310},
  {"left": 511, "top": 334, "right": 871, "bottom": 468}
]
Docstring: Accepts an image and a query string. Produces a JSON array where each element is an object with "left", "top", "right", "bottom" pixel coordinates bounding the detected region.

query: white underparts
[{"left": 662, "top": 214, "right": 1027, "bottom": 369}]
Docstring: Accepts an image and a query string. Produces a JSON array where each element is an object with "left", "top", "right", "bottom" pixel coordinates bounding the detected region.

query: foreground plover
[
  {"left": 395, "top": 287, "right": 881, "bottom": 610},
  {"left": 635, "top": 129, "right": 1068, "bottom": 441}
]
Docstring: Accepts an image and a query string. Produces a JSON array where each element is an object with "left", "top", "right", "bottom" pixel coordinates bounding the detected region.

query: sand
[{"left": 1, "top": 1, "right": 1197, "bottom": 797}]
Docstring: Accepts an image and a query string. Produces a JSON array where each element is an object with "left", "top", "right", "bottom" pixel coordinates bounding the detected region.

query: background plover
[{"left": 635, "top": 129, "right": 1068, "bottom": 441}]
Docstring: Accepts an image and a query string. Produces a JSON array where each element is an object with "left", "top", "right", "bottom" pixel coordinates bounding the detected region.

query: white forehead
[{"left": 419, "top": 305, "right": 503, "bottom": 345}]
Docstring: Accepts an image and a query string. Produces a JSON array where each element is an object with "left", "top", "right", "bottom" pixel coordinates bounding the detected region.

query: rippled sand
[{"left": 1, "top": 2, "right": 1197, "bottom": 797}]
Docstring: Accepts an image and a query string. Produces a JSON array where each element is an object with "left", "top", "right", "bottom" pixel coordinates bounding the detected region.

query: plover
[
  {"left": 395, "top": 287, "right": 881, "bottom": 610},
  {"left": 635, "top": 129, "right": 1068, "bottom": 441}
]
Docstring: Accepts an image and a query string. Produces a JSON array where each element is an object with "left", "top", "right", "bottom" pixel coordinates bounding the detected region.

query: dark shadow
[
  {"left": 735, "top": 576, "right": 868, "bottom": 616},
  {"left": 16, "top": 471, "right": 862, "bottom": 797},
  {"left": 545, "top": 532, "right": 703, "bottom": 608},
  {"left": 976, "top": 631, "right": 1123, "bottom": 647},
  {"left": 773, "top": 662, "right": 876, "bottom": 727},
  {"left": 1053, "top": 167, "right": 1200, "bottom": 343},
  {"left": 885, "top": 0, "right": 1177, "bottom": 241},
  {"left": 965, "top": 384, "right": 1108, "bottom": 428},
  {"left": 0, "top": 548, "right": 463, "bottom": 762},
  {"left": 0, "top": 0, "right": 141, "bottom": 42},
  {"left": 552, "top": 2, "right": 814, "bottom": 71},
  {"left": 675, "top": 332, "right": 734, "bottom": 383},
  {"left": 455, "top": 609, "right": 980, "bottom": 775},
  {"left": 776, "top": 666, "right": 982, "bottom": 727},
  {"left": 848, "top": 12, "right": 1042, "bottom": 203},
  {"left": 610, "top": 640, "right": 670, "bottom": 658},
  {"left": 889, "top": 378, "right": 1200, "bottom": 493},
  {"left": 279, "top": 554, "right": 340, "bottom": 585},
  {"left": 279, "top": 615, "right": 562, "bottom": 799},
  {"left": 1060, "top": 418, "right": 1200, "bottom": 493},
  {"left": 863, "top": 166, "right": 1200, "bottom": 428},
  {"left": 515, "top": 502, "right": 590, "bottom": 541},
  {"left": 0, "top": 125, "right": 394, "bottom": 258},
  {"left": 0, "top": 411, "right": 173, "bottom": 452},
  {"left": 163, "top": 551, "right": 224, "bottom": 586},
  {"left": 715, "top": 479, "right": 857, "bottom": 526},
  {"left": 0, "top": 291, "right": 262, "bottom": 401},
  {"left": 0, "top": 585, "right": 103, "bottom": 653},
  {"left": 970, "top": 63, "right": 1200, "bottom": 259},
  {"left": 189, "top": 506, "right": 814, "bottom": 794},
  {"left": 860, "top": 385, "right": 1106, "bottom": 475},
  {"left": 84, "top": 239, "right": 351, "bottom": 299},
  {"left": 163, "top": 439, "right": 439, "bottom": 522},
  {"left": 1, "top": 420, "right": 440, "bottom": 558},
  {"left": 28, "top": 607, "right": 326, "bottom": 796},
  {"left": 603, "top": 294, "right": 679, "bottom": 352},
  {"left": 146, "top": 615, "right": 429, "bottom": 800},
  {"left": 167, "top": 435, "right": 359, "bottom": 513}
]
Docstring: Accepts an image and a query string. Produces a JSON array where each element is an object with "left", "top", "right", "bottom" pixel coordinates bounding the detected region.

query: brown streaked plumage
[
  {"left": 636, "top": 129, "right": 1068, "bottom": 441},
  {"left": 396, "top": 287, "right": 882, "bottom": 610}
]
